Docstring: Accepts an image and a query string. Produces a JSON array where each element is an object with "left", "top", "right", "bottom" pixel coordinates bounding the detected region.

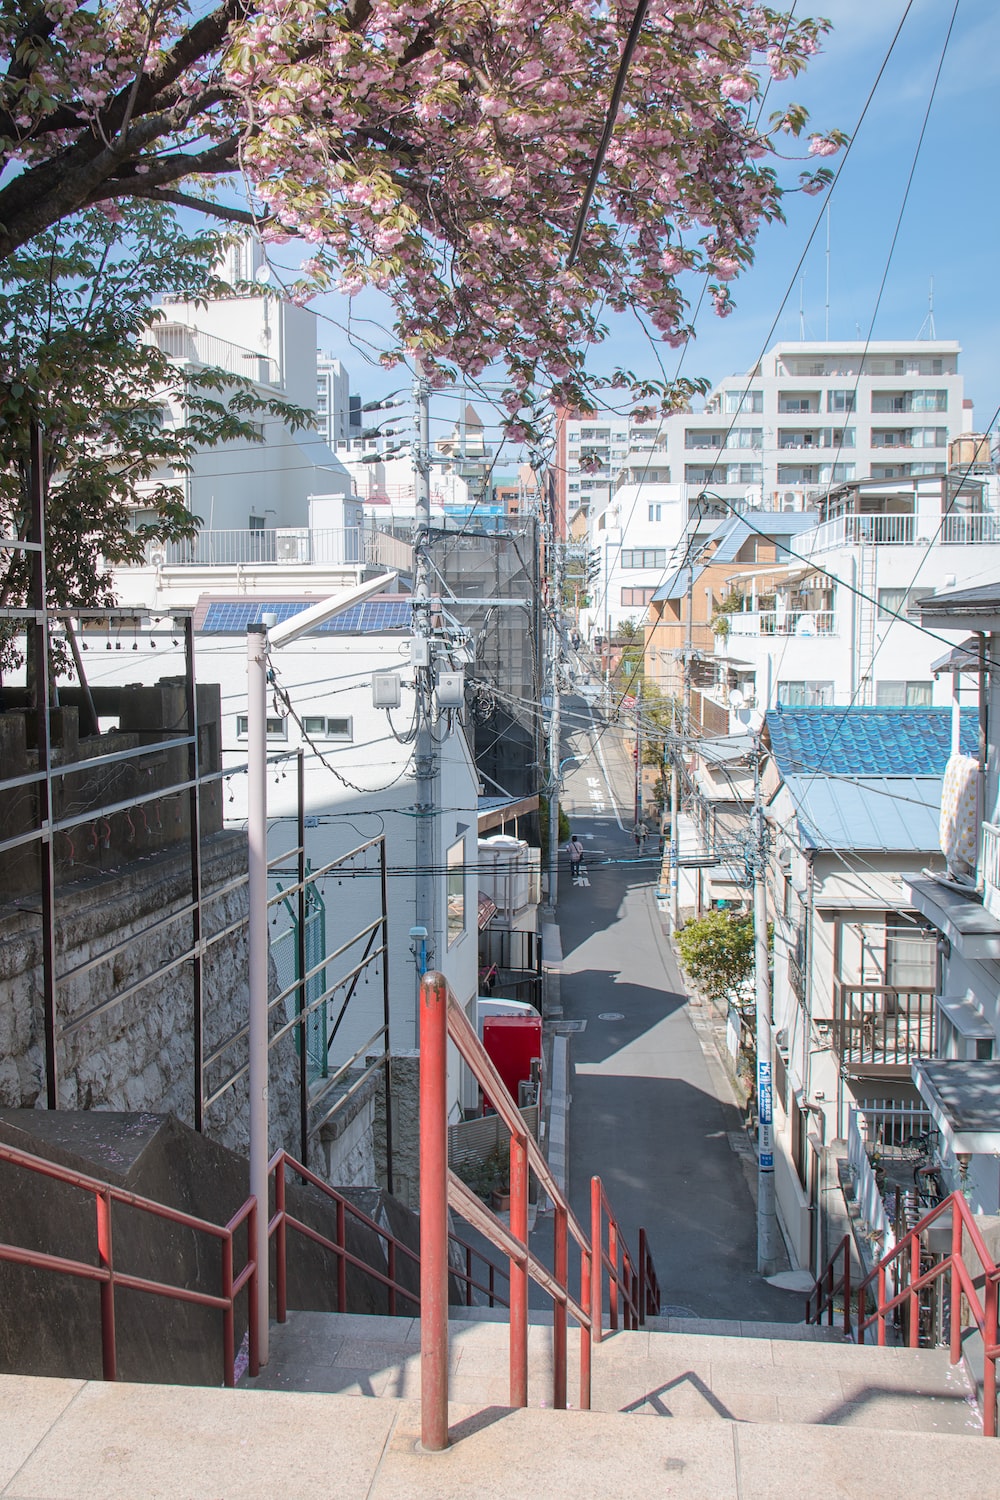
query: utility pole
[
  {"left": 412, "top": 363, "right": 436, "bottom": 989},
  {"left": 669, "top": 718, "right": 680, "bottom": 930},
  {"left": 752, "top": 738, "right": 780, "bottom": 1275},
  {"left": 634, "top": 678, "right": 643, "bottom": 832},
  {"left": 546, "top": 519, "right": 564, "bottom": 909}
]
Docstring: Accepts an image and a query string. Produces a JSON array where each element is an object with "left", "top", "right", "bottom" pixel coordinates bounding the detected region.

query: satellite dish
[
  {"left": 255, "top": 264, "right": 272, "bottom": 285},
  {"left": 729, "top": 688, "right": 745, "bottom": 710}
]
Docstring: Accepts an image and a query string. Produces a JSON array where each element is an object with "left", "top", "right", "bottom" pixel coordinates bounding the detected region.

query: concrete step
[
  {"left": 3, "top": 1370, "right": 997, "bottom": 1499},
  {"left": 243, "top": 1311, "right": 982, "bottom": 1439}
]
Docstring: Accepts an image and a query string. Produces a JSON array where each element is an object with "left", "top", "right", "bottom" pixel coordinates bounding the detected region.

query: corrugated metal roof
[
  {"left": 705, "top": 511, "right": 815, "bottom": 565},
  {"left": 766, "top": 706, "right": 976, "bottom": 777},
  {"left": 782, "top": 775, "right": 942, "bottom": 852},
  {"left": 651, "top": 564, "right": 703, "bottom": 602}
]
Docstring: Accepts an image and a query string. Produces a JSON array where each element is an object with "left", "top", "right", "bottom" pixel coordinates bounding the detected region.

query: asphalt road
[{"left": 550, "top": 695, "right": 802, "bottom": 1323}]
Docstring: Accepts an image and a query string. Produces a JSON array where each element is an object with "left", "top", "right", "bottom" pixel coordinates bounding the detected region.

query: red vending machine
[{"left": 482, "top": 1014, "right": 543, "bottom": 1111}]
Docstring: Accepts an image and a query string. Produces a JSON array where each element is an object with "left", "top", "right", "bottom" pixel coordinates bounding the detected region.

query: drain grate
[
  {"left": 551, "top": 1019, "right": 587, "bottom": 1034},
  {"left": 597, "top": 1012, "right": 625, "bottom": 1021}
]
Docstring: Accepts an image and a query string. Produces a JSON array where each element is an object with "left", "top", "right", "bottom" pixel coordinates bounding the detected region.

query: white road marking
[{"left": 585, "top": 704, "right": 623, "bottom": 830}]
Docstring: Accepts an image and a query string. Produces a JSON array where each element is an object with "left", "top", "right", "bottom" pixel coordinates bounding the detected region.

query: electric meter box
[
  {"left": 436, "top": 671, "right": 465, "bottom": 708},
  {"left": 371, "top": 671, "right": 402, "bottom": 709}
]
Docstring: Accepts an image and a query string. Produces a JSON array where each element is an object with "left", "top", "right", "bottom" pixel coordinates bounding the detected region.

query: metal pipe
[
  {"left": 185, "top": 616, "right": 205, "bottom": 1135},
  {"left": 296, "top": 749, "right": 309, "bottom": 1165},
  {"left": 96, "top": 1189, "right": 117, "bottom": 1381},
  {"left": 553, "top": 1206, "right": 568, "bottom": 1409},
  {"left": 246, "top": 621, "right": 270, "bottom": 1365},
  {"left": 380, "top": 838, "right": 394, "bottom": 1195},
  {"left": 754, "top": 743, "right": 780, "bottom": 1275},
  {"left": 419, "top": 971, "right": 450, "bottom": 1452},
  {"left": 509, "top": 1130, "right": 529, "bottom": 1406},
  {"left": 590, "top": 1176, "right": 602, "bottom": 1345}
]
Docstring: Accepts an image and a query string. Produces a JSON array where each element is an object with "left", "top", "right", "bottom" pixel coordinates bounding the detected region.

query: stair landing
[{"left": 244, "top": 1310, "right": 981, "bottom": 1438}]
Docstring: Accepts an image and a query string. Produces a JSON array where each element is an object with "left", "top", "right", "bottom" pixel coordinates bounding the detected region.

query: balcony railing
[
  {"left": 728, "top": 609, "right": 837, "bottom": 637},
  {"left": 982, "top": 821, "right": 1000, "bottom": 921},
  {"left": 797, "top": 510, "right": 1000, "bottom": 557},
  {"left": 149, "top": 323, "right": 282, "bottom": 388},
  {"left": 834, "top": 982, "right": 936, "bottom": 1070}
]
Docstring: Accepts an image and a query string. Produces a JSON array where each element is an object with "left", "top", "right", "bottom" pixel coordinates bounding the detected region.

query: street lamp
[{"left": 247, "top": 569, "right": 397, "bottom": 1365}]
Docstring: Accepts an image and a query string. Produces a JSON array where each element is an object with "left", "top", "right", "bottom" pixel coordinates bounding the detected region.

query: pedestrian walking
[
  {"left": 632, "top": 821, "right": 646, "bottom": 853},
  {"left": 567, "top": 834, "right": 585, "bottom": 876}
]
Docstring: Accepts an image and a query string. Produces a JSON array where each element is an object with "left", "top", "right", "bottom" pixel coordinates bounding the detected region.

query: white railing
[
  {"left": 149, "top": 527, "right": 365, "bottom": 567},
  {"left": 149, "top": 323, "right": 282, "bottom": 388},
  {"left": 847, "top": 1106, "right": 897, "bottom": 1276},
  {"left": 982, "top": 821, "right": 1000, "bottom": 921},
  {"left": 727, "top": 609, "right": 837, "bottom": 637},
  {"left": 797, "top": 510, "right": 1000, "bottom": 558},
  {"left": 940, "top": 513, "right": 1000, "bottom": 545}
]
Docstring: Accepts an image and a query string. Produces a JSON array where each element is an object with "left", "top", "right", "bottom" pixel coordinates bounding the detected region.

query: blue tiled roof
[{"left": 765, "top": 707, "right": 976, "bottom": 778}]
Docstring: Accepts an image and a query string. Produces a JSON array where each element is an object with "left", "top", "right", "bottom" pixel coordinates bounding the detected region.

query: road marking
[
  {"left": 598, "top": 1012, "right": 625, "bottom": 1021},
  {"left": 586, "top": 704, "right": 623, "bottom": 830}
]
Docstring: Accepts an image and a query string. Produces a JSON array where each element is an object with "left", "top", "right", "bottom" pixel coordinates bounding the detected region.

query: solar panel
[{"left": 200, "top": 598, "right": 412, "bottom": 635}]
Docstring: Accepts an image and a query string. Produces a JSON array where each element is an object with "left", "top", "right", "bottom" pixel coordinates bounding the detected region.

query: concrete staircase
[
  {"left": 244, "top": 1308, "right": 981, "bottom": 1438},
  {"left": 3, "top": 1313, "right": 992, "bottom": 1500}
]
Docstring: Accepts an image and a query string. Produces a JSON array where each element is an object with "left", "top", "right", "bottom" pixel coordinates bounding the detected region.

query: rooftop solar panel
[{"left": 200, "top": 598, "right": 412, "bottom": 635}]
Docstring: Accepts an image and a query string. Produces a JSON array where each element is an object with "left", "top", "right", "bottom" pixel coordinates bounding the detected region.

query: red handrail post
[
  {"left": 842, "top": 1247, "right": 851, "bottom": 1339},
  {"left": 509, "top": 1130, "right": 529, "bottom": 1407},
  {"left": 553, "top": 1205, "right": 568, "bottom": 1410},
  {"left": 580, "top": 1244, "right": 592, "bottom": 1410},
  {"left": 590, "top": 1177, "right": 602, "bottom": 1345},
  {"left": 608, "top": 1213, "right": 619, "bottom": 1332},
  {"left": 96, "top": 1188, "right": 117, "bottom": 1381},
  {"left": 951, "top": 1205, "right": 964, "bottom": 1368},
  {"left": 274, "top": 1161, "right": 287, "bottom": 1325},
  {"left": 465, "top": 1245, "right": 473, "bottom": 1307},
  {"left": 984, "top": 1274, "right": 998, "bottom": 1440},
  {"left": 388, "top": 1239, "right": 397, "bottom": 1318},
  {"left": 908, "top": 1235, "right": 920, "bottom": 1349},
  {"left": 419, "top": 972, "right": 450, "bottom": 1453},
  {"left": 876, "top": 1264, "right": 886, "bottom": 1346},
  {"left": 638, "top": 1228, "right": 647, "bottom": 1325},
  {"left": 336, "top": 1197, "right": 347, "bottom": 1313},
  {"left": 222, "top": 1231, "right": 236, "bottom": 1388},
  {"left": 247, "top": 1197, "right": 260, "bottom": 1378}
]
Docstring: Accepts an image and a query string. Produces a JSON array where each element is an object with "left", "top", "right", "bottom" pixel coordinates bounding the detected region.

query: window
[
  {"left": 778, "top": 393, "right": 819, "bottom": 414},
  {"left": 911, "top": 427, "right": 947, "bottom": 448},
  {"left": 621, "top": 587, "right": 657, "bottom": 607},
  {"left": 885, "top": 917, "right": 936, "bottom": 988},
  {"left": 827, "top": 390, "right": 856, "bottom": 412},
  {"left": 647, "top": 503, "right": 662, "bottom": 522},
  {"left": 301, "top": 715, "right": 353, "bottom": 740},
  {"left": 911, "top": 389, "right": 947, "bottom": 412},
  {"left": 724, "top": 390, "right": 763, "bottom": 414},
  {"left": 876, "top": 681, "right": 933, "bottom": 707},
  {"left": 777, "top": 681, "right": 834, "bottom": 706},
  {"left": 621, "top": 548, "right": 666, "bottom": 569},
  {"left": 685, "top": 430, "right": 726, "bottom": 450},
  {"left": 684, "top": 465, "right": 726, "bottom": 485},
  {"left": 817, "top": 463, "right": 855, "bottom": 483},
  {"left": 819, "top": 427, "right": 854, "bottom": 448},
  {"left": 446, "top": 838, "right": 465, "bottom": 947},
  {"left": 236, "top": 715, "right": 287, "bottom": 738},
  {"left": 729, "top": 427, "right": 763, "bottom": 449},
  {"left": 877, "top": 586, "right": 933, "bottom": 621}
]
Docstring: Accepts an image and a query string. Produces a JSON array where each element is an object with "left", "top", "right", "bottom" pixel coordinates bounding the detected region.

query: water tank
[{"left": 478, "top": 834, "right": 531, "bottom": 914}]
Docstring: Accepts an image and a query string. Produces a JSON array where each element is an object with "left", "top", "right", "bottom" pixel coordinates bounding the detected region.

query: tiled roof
[{"left": 765, "top": 707, "right": 977, "bottom": 778}]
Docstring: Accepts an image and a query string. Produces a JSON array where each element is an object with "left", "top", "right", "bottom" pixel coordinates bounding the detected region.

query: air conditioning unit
[{"left": 275, "top": 529, "right": 309, "bottom": 562}]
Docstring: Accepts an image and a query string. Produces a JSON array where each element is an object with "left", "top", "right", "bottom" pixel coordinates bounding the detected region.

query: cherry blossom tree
[{"left": 0, "top": 1, "right": 842, "bottom": 411}]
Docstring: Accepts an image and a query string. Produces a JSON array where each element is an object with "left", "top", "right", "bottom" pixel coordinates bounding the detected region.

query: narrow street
[{"left": 551, "top": 694, "right": 802, "bottom": 1322}]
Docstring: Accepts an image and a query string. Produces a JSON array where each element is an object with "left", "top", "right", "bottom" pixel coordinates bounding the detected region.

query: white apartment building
[
  {"left": 316, "top": 354, "right": 354, "bottom": 448},
  {"left": 581, "top": 482, "right": 712, "bottom": 638},
  {"left": 707, "top": 472, "right": 1000, "bottom": 724},
  {"left": 557, "top": 339, "right": 969, "bottom": 535}
]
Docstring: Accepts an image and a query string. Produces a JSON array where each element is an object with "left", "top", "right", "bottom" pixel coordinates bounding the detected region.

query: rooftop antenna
[
  {"left": 915, "top": 276, "right": 937, "bottom": 340},
  {"left": 824, "top": 205, "right": 831, "bottom": 341}
]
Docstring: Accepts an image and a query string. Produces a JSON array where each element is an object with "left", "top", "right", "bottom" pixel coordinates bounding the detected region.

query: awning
[
  {"left": 930, "top": 636, "right": 982, "bottom": 676},
  {"left": 813, "top": 869, "right": 927, "bottom": 911},
  {"left": 477, "top": 891, "right": 498, "bottom": 930}
]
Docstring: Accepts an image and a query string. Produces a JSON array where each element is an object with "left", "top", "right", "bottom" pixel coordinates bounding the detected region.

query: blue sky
[{"left": 302, "top": 0, "right": 997, "bottom": 453}]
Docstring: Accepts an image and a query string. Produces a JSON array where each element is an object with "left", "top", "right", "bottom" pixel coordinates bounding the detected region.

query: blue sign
[{"left": 758, "top": 1059, "right": 773, "bottom": 1126}]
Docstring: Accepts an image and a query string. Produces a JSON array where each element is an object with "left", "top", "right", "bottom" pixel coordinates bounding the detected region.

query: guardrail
[
  {"left": 419, "top": 969, "right": 659, "bottom": 1451},
  {"left": 0, "top": 1139, "right": 259, "bottom": 1387},
  {"left": 268, "top": 1148, "right": 507, "bottom": 1320},
  {"left": 807, "top": 1190, "right": 1000, "bottom": 1436}
]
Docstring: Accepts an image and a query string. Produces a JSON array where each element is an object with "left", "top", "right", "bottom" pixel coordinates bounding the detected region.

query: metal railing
[
  {"left": 805, "top": 1233, "right": 852, "bottom": 1336},
  {"left": 0, "top": 1139, "right": 259, "bottom": 1387},
  {"left": 982, "top": 820, "right": 1000, "bottom": 921},
  {"left": 728, "top": 609, "right": 837, "bottom": 637},
  {"left": 268, "top": 1149, "right": 505, "bottom": 1321},
  {"left": 808, "top": 1191, "right": 1000, "bottom": 1437},
  {"left": 149, "top": 323, "right": 282, "bottom": 388},
  {"left": 797, "top": 510, "right": 1000, "bottom": 557},
  {"left": 833, "top": 982, "right": 936, "bottom": 1069},
  {"left": 419, "top": 969, "right": 659, "bottom": 1450},
  {"left": 154, "top": 528, "right": 364, "bottom": 567}
]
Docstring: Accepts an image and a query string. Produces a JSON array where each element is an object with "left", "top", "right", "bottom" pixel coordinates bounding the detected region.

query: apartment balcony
[
  {"left": 727, "top": 609, "right": 837, "bottom": 637},
  {"left": 834, "top": 981, "right": 936, "bottom": 1074},
  {"left": 135, "top": 526, "right": 413, "bottom": 572},
  {"left": 148, "top": 323, "right": 282, "bottom": 389},
  {"left": 798, "top": 511, "right": 1000, "bottom": 556},
  {"left": 982, "top": 821, "right": 1000, "bottom": 922}
]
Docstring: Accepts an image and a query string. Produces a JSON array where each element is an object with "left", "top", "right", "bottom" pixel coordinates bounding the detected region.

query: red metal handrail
[
  {"left": 590, "top": 1178, "right": 661, "bottom": 1341},
  {"left": 0, "top": 1139, "right": 258, "bottom": 1387},
  {"left": 268, "top": 1148, "right": 508, "bottom": 1321},
  {"left": 805, "top": 1233, "right": 852, "bottom": 1337},
  {"left": 807, "top": 1193, "right": 1000, "bottom": 1437},
  {"left": 418, "top": 970, "right": 660, "bottom": 1451}
]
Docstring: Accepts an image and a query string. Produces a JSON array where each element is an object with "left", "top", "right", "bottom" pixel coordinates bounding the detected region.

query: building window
[
  {"left": 647, "top": 503, "right": 662, "bottom": 522},
  {"left": 621, "top": 548, "right": 666, "bottom": 569},
  {"left": 817, "top": 463, "right": 855, "bottom": 483},
  {"left": 446, "top": 838, "right": 465, "bottom": 948},
  {"left": 724, "top": 390, "right": 763, "bottom": 414},
  {"left": 236, "top": 715, "right": 287, "bottom": 739},
  {"left": 877, "top": 586, "right": 933, "bottom": 620},
  {"left": 729, "top": 427, "right": 763, "bottom": 449},
  {"left": 778, "top": 393, "right": 819, "bottom": 414},
  {"left": 777, "top": 681, "right": 834, "bottom": 707},
  {"left": 876, "top": 681, "right": 933, "bottom": 707},
  {"left": 621, "top": 587, "right": 657, "bottom": 607},
  {"left": 301, "top": 715, "right": 353, "bottom": 740},
  {"left": 827, "top": 390, "right": 856, "bottom": 412}
]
